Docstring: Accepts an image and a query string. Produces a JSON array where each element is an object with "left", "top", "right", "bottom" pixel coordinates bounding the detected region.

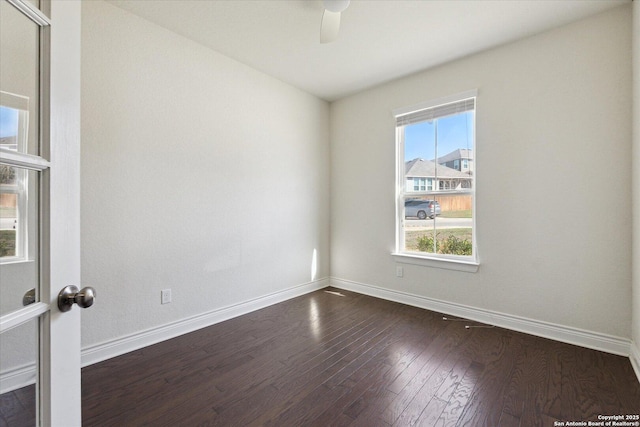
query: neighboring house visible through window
[
  {"left": 0, "top": 92, "right": 30, "bottom": 261},
  {"left": 411, "top": 177, "right": 430, "bottom": 191},
  {"left": 438, "top": 148, "right": 473, "bottom": 175},
  {"left": 394, "top": 91, "right": 477, "bottom": 265},
  {"left": 405, "top": 157, "right": 472, "bottom": 192}
]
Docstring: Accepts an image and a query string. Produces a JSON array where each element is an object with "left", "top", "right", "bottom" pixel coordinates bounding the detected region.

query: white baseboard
[
  {"left": 81, "top": 277, "right": 329, "bottom": 367},
  {"left": 0, "top": 363, "right": 36, "bottom": 395},
  {"left": 4, "top": 276, "right": 635, "bottom": 394},
  {"left": 631, "top": 340, "right": 640, "bottom": 384},
  {"left": 0, "top": 277, "right": 328, "bottom": 393},
  {"left": 331, "top": 277, "right": 632, "bottom": 357}
]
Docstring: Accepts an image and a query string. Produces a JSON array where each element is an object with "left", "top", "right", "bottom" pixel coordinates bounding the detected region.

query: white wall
[
  {"left": 80, "top": 1, "right": 330, "bottom": 349},
  {"left": 632, "top": 0, "right": 640, "bottom": 373},
  {"left": 79, "top": 1, "right": 636, "bottom": 366},
  {"left": 331, "top": 6, "right": 633, "bottom": 341}
]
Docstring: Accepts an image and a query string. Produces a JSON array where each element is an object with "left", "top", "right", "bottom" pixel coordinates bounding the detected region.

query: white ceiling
[{"left": 106, "top": 0, "right": 629, "bottom": 102}]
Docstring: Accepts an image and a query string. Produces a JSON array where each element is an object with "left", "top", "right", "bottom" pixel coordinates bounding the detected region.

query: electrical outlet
[
  {"left": 396, "top": 266, "right": 404, "bottom": 278},
  {"left": 161, "top": 289, "right": 172, "bottom": 304}
]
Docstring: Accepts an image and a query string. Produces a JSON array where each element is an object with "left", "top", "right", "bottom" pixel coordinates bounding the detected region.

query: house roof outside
[
  {"left": 0, "top": 136, "right": 17, "bottom": 150},
  {"left": 436, "top": 148, "right": 473, "bottom": 164},
  {"left": 405, "top": 158, "right": 471, "bottom": 179}
]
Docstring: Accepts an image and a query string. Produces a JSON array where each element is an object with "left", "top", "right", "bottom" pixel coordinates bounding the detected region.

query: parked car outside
[{"left": 404, "top": 199, "right": 441, "bottom": 219}]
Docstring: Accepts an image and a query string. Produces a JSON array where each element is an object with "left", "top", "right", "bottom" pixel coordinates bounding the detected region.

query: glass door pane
[
  {"left": 0, "top": 167, "right": 39, "bottom": 316},
  {"left": 0, "top": 2, "right": 45, "bottom": 425},
  {"left": 0, "top": 0, "right": 40, "bottom": 156},
  {"left": 0, "top": 317, "right": 38, "bottom": 426}
]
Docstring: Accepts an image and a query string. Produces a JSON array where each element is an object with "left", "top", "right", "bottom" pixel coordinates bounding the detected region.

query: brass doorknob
[{"left": 57, "top": 285, "right": 96, "bottom": 312}]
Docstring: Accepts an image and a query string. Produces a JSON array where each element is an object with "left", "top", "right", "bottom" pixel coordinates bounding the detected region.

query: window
[
  {"left": 411, "top": 178, "right": 427, "bottom": 191},
  {"left": 1, "top": 92, "right": 31, "bottom": 261},
  {"left": 394, "top": 91, "right": 477, "bottom": 266}
]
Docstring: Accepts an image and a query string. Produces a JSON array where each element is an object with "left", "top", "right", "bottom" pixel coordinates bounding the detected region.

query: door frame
[
  {"left": 0, "top": 0, "right": 82, "bottom": 425},
  {"left": 44, "top": 0, "right": 82, "bottom": 425}
]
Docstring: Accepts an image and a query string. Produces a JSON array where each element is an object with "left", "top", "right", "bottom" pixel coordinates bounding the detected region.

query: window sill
[
  {"left": 0, "top": 258, "right": 33, "bottom": 266},
  {"left": 391, "top": 252, "right": 479, "bottom": 273}
]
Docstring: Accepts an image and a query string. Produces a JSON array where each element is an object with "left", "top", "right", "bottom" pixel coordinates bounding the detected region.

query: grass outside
[
  {"left": 405, "top": 227, "right": 472, "bottom": 252},
  {"left": 0, "top": 230, "right": 16, "bottom": 257},
  {"left": 0, "top": 207, "right": 17, "bottom": 218},
  {"left": 439, "top": 209, "right": 472, "bottom": 219}
]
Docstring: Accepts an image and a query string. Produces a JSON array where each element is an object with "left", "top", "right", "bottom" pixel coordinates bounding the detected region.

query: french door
[{"left": 0, "top": 0, "right": 83, "bottom": 425}]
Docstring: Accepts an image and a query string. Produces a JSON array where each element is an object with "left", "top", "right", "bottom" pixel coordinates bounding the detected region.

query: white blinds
[{"left": 395, "top": 96, "right": 475, "bottom": 127}]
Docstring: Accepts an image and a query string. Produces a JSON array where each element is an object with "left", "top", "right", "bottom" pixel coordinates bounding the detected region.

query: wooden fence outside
[
  {"left": 409, "top": 194, "right": 472, "bottom": 212},
  {"left": 0, "top": 193, "right": 17, "bottom": 208}
]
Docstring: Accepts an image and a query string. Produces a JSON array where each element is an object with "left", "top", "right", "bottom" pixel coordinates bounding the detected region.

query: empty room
[{"left": 1, "top": 0, "right": 640, "bottom": 425}]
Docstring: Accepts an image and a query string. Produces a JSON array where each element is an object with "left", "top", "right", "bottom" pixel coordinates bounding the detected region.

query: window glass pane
[
  {"left": 400, "top": 106, "right": 474, "bottom": 258},
  {"left": 0, "top": 192, "right": 17, "bottom": 256},
  {"left": 0, "top": 317, "right": 37, "bottom": 426},
  {"left": 0, "top": 0, "right": 40, "bottom": 156},
  {"left": 0, "top": 167, "right": 39, "bottom": 314},
  {"left": 0, "top": 103, "right": 29, "bottom": 153}
]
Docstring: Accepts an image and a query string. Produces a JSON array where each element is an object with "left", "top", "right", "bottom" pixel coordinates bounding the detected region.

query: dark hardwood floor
[{"left": 2, "top": 287, "right": 640, "bottom": 426}]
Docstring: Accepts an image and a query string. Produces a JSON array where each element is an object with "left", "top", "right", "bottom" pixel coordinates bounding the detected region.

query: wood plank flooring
[{"left": 2, "top": 287, "right": 639, "bottom": 426}]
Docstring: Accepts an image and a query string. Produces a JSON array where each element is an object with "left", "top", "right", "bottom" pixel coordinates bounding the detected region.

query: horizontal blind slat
[{"left": 396, "top": 98, "right": 474, "bottom": 126}]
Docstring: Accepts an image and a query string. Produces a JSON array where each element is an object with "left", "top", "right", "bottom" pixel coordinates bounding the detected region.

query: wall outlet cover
[{"left": 161, "top": 289, "right": 172, "bottom": 304}]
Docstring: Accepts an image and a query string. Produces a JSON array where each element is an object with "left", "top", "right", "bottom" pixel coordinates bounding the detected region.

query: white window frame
[
  {"left": 1, "top": 92, "right": 31, "bottom": 263},
  {"left": 0, "top": 173, "right": 28, "bottom": 262},
  {"left": 392, "top": 90, "right": 478, "bottom": 272}
]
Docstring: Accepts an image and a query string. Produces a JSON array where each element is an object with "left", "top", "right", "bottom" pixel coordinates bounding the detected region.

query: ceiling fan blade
[
  {"left": 323, "top": 0, "right": 350, "bottom": 13},
  {"left": 320, "top": 9, "right": 341, "bottom": 44}
]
